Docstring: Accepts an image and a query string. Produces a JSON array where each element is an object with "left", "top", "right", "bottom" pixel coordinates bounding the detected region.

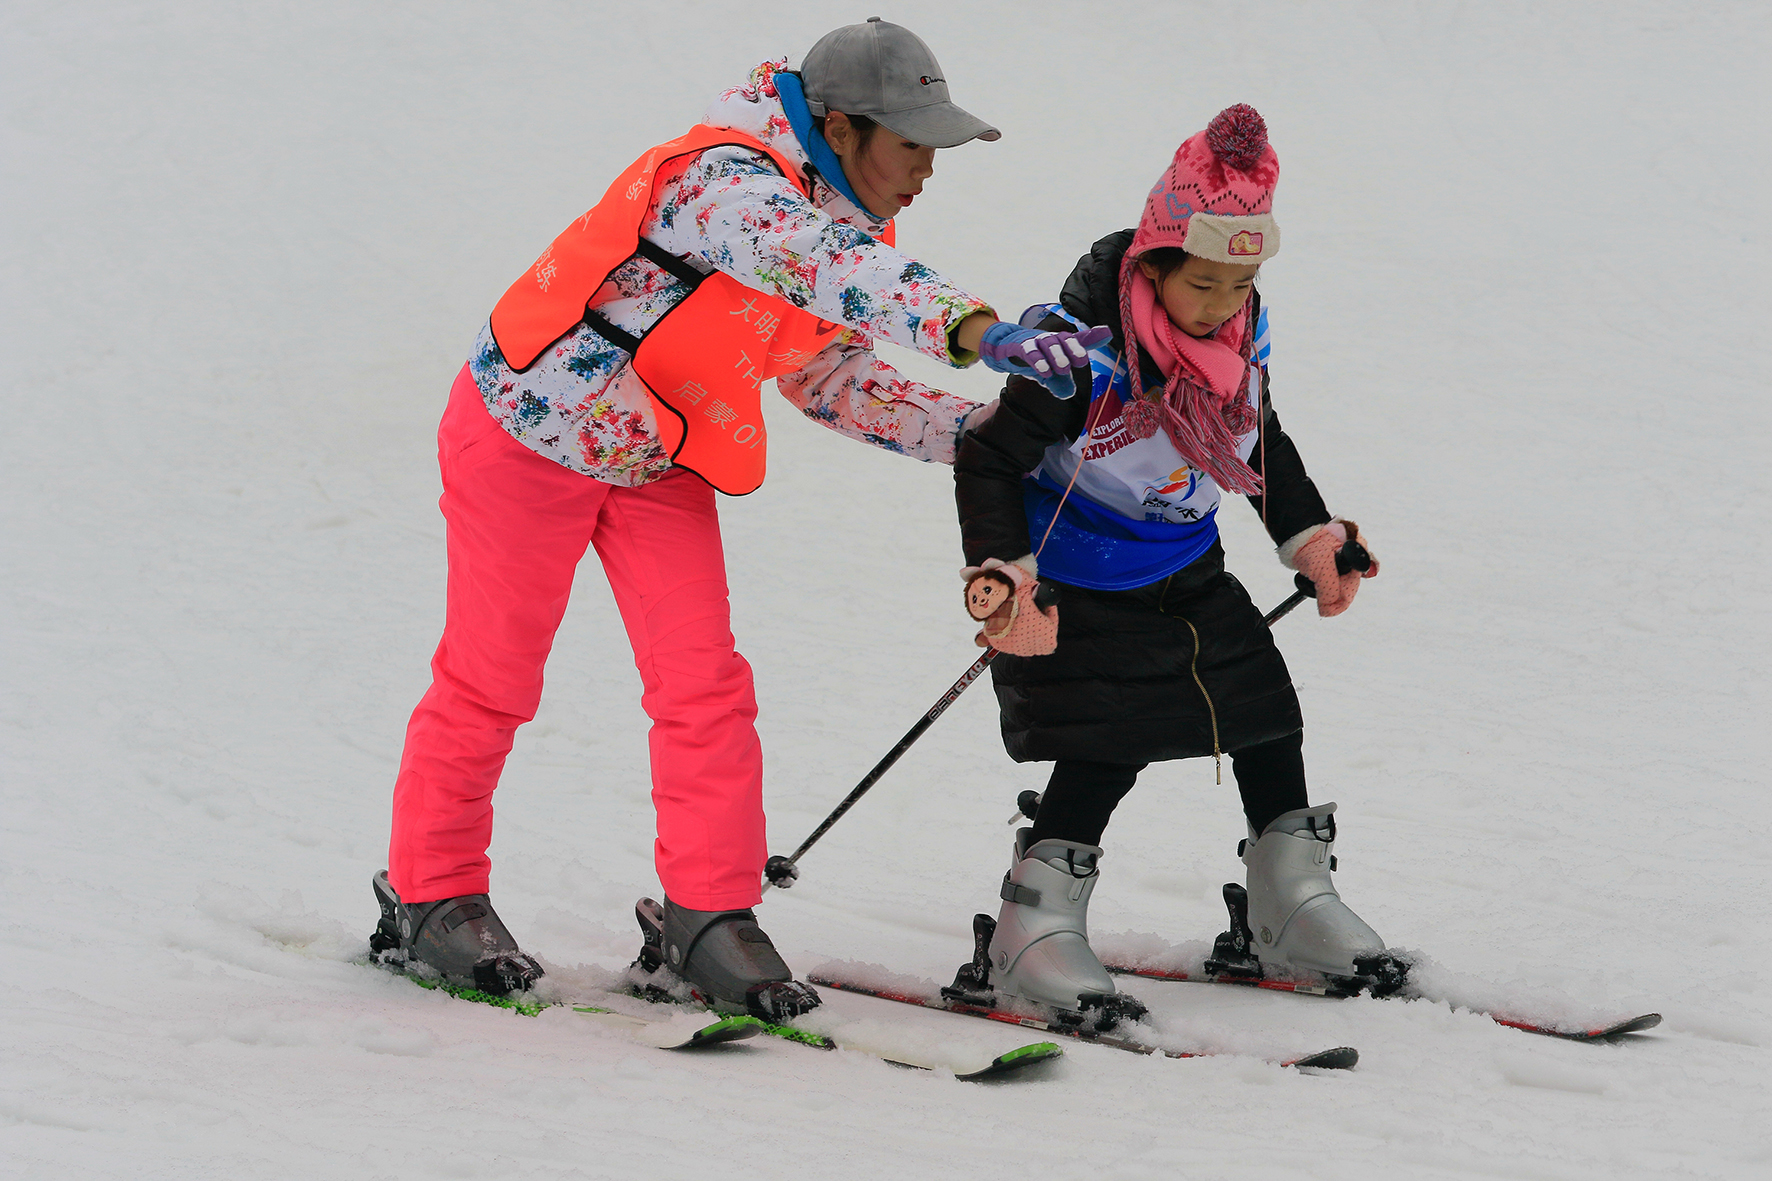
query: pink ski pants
[{"left": 388, "top": 365, "right": 765, "bottom": 910}]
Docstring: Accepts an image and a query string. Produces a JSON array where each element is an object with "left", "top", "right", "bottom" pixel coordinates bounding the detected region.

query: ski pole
[
  {"left": 1263, "top": 533, "right": 1373, "bottom": 626},
  {"left": 764, "top": 648, "right": 999, "bottom": 889}
]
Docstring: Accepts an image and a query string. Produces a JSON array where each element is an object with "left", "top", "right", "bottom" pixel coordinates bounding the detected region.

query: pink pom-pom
[
  {"left": 1123, "top": 397, "right": 1160, "bottom": 440},
  {"left": 1206, "top": 104, "right": 1268, "bottom": 172}
]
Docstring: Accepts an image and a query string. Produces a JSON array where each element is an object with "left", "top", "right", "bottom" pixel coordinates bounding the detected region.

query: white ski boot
[
  {"left": 1216, "top": 803, "right": 1406, "bottom": 994},
  {"left": 946, "top": 830, "right": 1145, "bottom": 1028}
]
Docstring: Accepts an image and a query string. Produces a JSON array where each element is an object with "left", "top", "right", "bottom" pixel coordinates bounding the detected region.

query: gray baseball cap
[{"left": 799, "top": 17, "right": 1000, "bottom": 148}]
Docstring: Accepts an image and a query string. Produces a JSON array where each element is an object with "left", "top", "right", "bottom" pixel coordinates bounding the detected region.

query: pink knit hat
[
  {"left": 1112, "top": 105, "right": 1281, "bottom": 496},
  {"left": 1126, "top": 103, "right": 1281, "bottom": 267}
]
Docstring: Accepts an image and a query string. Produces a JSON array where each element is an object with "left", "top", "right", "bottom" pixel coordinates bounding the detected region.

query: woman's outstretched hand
[{"left": 976, "top": 322, "right": 1110, "bottom": 399}]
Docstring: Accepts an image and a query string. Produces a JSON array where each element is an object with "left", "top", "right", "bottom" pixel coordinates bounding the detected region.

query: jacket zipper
[{"left": 1159, "top": 575, "right": 1223, "bottom": 783}]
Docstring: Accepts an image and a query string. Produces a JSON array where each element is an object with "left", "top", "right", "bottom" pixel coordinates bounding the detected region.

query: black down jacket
[{"left": 954, "top": 229, "right": 1332, "bottom": 764}]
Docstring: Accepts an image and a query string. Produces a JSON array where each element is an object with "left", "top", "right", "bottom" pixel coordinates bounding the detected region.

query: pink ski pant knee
[{"left": 388, "top": 365, "right": 766, "bottom": 910}]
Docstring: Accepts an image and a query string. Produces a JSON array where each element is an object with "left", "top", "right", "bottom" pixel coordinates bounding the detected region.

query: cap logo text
[
  {"left": 1228, "top": 230, "right": 1264, "bottom": 256},
  {"left": 919, "top": 75, "right": 943, "bottom": 86}
]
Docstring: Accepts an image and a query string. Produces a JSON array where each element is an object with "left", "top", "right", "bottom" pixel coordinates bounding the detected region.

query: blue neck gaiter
[{"left": 774, "top": 71, "right": 885, "bottom": 221}]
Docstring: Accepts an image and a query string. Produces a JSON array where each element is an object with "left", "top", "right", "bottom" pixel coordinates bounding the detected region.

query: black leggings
[{"left": 1024, "top": 731, "right": 1309, "bottom": 848}]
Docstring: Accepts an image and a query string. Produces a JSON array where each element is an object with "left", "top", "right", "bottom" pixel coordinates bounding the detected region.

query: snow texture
[{"left": 3, "top": 2, "right": 1769, "bottom": 1179}]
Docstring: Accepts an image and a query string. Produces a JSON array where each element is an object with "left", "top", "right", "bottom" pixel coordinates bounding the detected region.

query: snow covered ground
[{"left": 4, "top": 1, "right": 1769, "bottom": 1177}]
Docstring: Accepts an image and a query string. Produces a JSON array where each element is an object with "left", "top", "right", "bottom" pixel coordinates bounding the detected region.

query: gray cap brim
[{"left": 872, "top": 101, "right": 1001, "bottom": 148}]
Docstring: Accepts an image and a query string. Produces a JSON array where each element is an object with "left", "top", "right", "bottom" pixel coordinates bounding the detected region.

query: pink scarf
[{"left": 1118, "top": 261, "right": 1263, "bottom": 496}]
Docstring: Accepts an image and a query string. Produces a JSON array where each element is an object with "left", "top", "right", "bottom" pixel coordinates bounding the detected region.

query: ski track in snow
[{"left": 3, "top": 2, "right": 1769, "bottom": 1178}]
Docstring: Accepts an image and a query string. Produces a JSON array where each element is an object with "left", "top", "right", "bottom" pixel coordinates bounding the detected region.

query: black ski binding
[
  {"left": 744, "top": 980, "right": 823, "bottom": 1022},
  {"left": 369, "top": 879, "right": 404, "bottom": 959},
  {"left": 942, "top": 912, "right": 999, "bottom": 1005},
  {"left": 633, "top": 897, "right": 668, "bottom": 973},
  {"left": 1349, "top": 951, "right": 1412, "bottom": 999},
  {"left": 1204, "top": 882, "right": 1265, "bottom": 979},
  {"left": 1072, "top": 990, "right": 1148, "bottom": 1031},
  {"left": 627, "top": 897, "right": 693, "bottom": 1005}
]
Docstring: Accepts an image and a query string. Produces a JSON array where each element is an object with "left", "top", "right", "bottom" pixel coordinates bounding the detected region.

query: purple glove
[{"left": 977, "top": 321, "right": 1111, "bottom": 399}]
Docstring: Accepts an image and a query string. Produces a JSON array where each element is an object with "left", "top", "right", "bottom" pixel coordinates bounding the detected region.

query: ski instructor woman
[{"left": 368, "top": 18, "right": 1102, "bottom": 1020}]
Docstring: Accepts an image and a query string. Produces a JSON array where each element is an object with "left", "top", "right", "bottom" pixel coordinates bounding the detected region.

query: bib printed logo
[{"left": 1141, "top": 465, "right": 1201, "bottom": 519}]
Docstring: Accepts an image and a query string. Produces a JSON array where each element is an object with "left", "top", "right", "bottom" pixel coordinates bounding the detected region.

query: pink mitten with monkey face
[
  {"left": 1291, "top": 519, "right": 1379, "bottom": 617},
  {"left": 961, "top": 558, "right": 1058, "bottom": 656}
]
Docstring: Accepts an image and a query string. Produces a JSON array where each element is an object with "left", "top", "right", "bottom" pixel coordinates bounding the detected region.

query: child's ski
[
  {"left": 1489, "top": 1012, "right": 1663, "bottom": 1041},
  {"left": 1100, "top": 958, "right": 1661, "bottom": 1043},
  {"left": 807, "top": 973, "right": 1358, "bottom": 1070},
  {"left": 1096, "top": 880, "right": 1662, "bottom": 1043},
  {"left": 627, "top": 982, "right": 1065, "bottom": 1079}
]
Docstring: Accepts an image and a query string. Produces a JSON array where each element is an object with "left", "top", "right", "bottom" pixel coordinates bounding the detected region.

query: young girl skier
[
  {"left": 368, "top": 18, "right": 1103, "bottom": 1021},
  {"left": 949, "top": 104, "right": 1395, "bottom": 1025}
]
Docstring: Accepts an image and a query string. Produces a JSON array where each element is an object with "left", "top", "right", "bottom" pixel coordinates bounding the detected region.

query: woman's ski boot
[
  {"left": 631, "top": 897, "right": 821, "bottom": 1022},
  {"left": 1207, "top": 803, "right": 1408, "bottom": 996},
  {"left": 944, "top": 831, "right": 1146, "bottom": 1030},
  {"left": 368, "top": 870, "right": 543, "bottom": 996}
]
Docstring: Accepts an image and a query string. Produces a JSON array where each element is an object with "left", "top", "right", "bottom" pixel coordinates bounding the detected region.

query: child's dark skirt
[{"left": 991, "top": 542, "right": 1304, "bottom": 763}]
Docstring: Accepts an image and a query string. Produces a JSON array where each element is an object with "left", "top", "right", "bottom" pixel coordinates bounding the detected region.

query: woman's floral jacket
[{"left": 466, "top": 60, "right": 994, "bottom": 486}]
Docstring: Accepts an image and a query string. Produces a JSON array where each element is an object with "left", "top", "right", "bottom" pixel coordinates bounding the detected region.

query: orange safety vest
[{"left": 489, "top": 125, "right": 894, "bottom": 495}]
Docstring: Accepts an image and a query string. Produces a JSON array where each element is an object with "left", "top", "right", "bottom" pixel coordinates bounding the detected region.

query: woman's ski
[
  {"left": 382, "top": 969, "right": 758, "bottom": 1049},
  {"left": 370, "top": 958, "right": 1061, "bottom": 1077},
  {"left": 690, "top": 1002, "right": 1063, "bottom": 1078},
  {"left": 853, "top": 1038, "right": 1066, "bottom": 1080}
]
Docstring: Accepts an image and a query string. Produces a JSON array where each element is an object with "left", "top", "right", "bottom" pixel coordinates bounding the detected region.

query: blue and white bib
[{"left": 1022, "top": 303, "right": 1269, "bottom": 591}]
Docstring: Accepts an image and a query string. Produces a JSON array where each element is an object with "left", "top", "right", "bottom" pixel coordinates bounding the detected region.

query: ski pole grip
[
  {"left": 1334, "top": 535, "right": 1372, "bottom": 577},
  {"left": 763, "top": 854, "right": 799, "bottom": 888},
  {"left": 1297, "top": 536, "right": 1370, "bottom": 601}
]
